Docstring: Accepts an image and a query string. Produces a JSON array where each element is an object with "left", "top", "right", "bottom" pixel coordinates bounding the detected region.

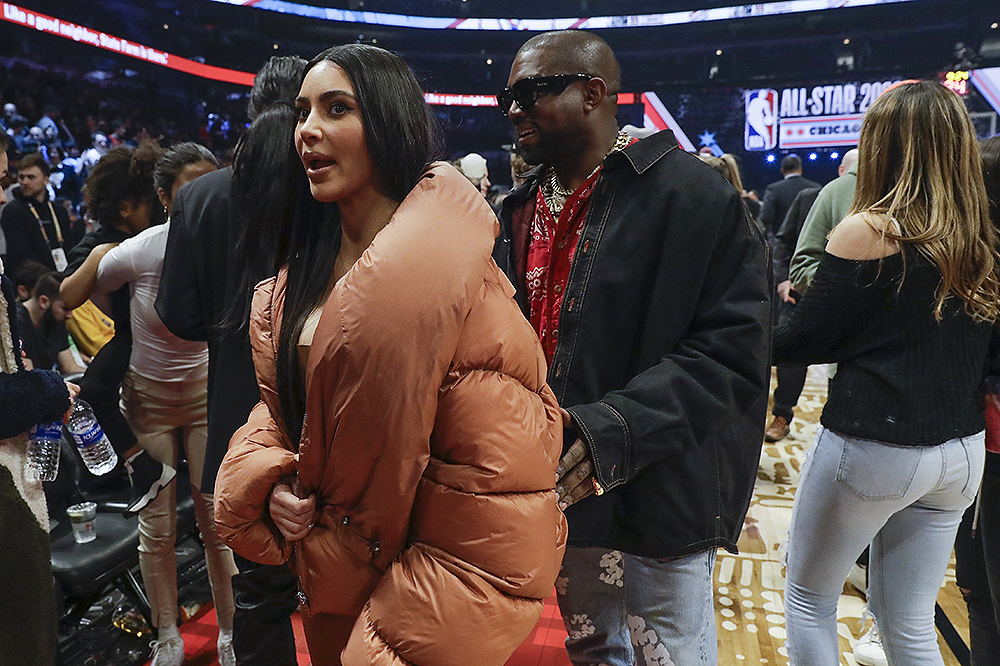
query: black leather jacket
[{"left": 496, "top": 130, "right": 772, "bottom": 557}]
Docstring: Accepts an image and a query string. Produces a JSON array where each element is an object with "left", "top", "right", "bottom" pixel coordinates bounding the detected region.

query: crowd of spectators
[{"left": 0, "top": 57, "right": 249, "bottom": 200}]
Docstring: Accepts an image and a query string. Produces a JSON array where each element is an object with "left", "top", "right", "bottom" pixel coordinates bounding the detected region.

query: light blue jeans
[
  {"left": 785, "top": 427, "right": 985, "bottom": 665},
  {"left": 556, "top": 546, "right": 717, "bottom": 665}
]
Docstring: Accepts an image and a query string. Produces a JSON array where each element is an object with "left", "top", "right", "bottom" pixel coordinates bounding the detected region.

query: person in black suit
[
  {"left": 766, "top": 186, "right": 820, "bottom": 442},
  {"left": 156, "top": 56, "right": 306, "bottom": 666},
  {"left": 760, "top": 155, "right": 819, "bottom": 442},
  {"left": 759, "top": 154, "right": 820, "bottom": 239}
]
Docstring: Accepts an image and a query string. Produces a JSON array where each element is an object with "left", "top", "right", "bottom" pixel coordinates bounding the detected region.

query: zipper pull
[{"left": 296, "top": 588, "right": 311, "bottom": 616}]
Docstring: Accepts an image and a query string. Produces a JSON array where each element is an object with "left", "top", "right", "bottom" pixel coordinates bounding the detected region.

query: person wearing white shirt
[{"left": 92, "top": 143, "right": 238, "bottom": 666}]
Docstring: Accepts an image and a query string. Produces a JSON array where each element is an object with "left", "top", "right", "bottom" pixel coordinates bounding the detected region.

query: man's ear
[
  {"left": 582, "top": 77, "right": 609, "bottom": 112},
  {"left": 37, "top": 294, "right": 51, "bottom": 311},
  {"left": 16, "top": 285, "right": 29, "bottom": 301}
]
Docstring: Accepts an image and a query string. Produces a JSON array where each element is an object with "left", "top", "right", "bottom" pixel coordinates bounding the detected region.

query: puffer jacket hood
[{"left": 215, "top": 162, "right": 566, "bottom": 665}]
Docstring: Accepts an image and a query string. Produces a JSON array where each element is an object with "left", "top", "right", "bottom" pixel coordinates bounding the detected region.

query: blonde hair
[
  {"left": 698, "top": 153, "right": 744, "bottom": 192},
  {"left": 851, "top": 80, "right": 999, "bottom": 322}
]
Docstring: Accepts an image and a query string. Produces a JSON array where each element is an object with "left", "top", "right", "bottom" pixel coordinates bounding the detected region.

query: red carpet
[{"left": 154, "top": 591, "right": 571, "bottom": 666}]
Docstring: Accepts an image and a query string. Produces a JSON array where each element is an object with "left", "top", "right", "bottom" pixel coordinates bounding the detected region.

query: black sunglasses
[{"left": 497, "top": 74, "right": 593, "bottom": 116}]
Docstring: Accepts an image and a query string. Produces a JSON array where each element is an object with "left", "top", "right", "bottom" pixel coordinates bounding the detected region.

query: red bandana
[{"left": 525, "top": 168, "right": 602, "bottom": 363}]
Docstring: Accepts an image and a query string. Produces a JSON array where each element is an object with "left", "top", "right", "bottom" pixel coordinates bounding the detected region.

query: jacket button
[
  {"left": 554, "top": 284, "right": 563, "bottom": 294},
  {"left": 552, "top": 329, "right": 559, "bottom": 340},
  {"left": 371, "top": 540, "right": 381, "bottom": 554},
  {"left": 341, "top": 516, "right": 350, "bottom": 526}
]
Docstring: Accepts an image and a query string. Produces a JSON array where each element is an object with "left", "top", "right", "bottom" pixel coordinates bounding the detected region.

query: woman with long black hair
[
  {"left": 214, "top": 45, "right": 566, "bottom": 666},
  {"left": 157, "top": 56, "right": 309, "bottom": 666}
]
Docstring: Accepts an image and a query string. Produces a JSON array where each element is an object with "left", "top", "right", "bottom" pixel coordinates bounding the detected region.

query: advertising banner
[
  {"left": 745, "top": 79, "right": 900, "bottom": 150},
  {"left": 744, "top": 89, "right": 778, "bottom": 150},
  {"left": 1, "top": 2, "right": 255, "bottom": 85},
  {"left": 778, "top": 114, "right": 864, "bottom": 148}
]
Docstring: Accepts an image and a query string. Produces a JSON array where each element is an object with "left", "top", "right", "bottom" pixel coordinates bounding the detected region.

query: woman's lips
[{"left": 305, "top": 158, "right": 335, "bottom": 178}]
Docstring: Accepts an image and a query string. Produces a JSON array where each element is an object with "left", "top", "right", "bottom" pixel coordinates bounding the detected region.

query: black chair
[{"left": 46, "top": 435, "right": 197, "bottom": 630}]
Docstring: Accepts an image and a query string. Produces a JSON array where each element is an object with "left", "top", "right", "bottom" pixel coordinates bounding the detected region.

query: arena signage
[
  {"left": 208, "top": 0, "right": 920, "bottom": 31},
  {"left": 744, "top": 79, "right": 900, "bottom": 150},
  {"left": 941, "top": 70, "right": 970, "bottom": 96},
  {"left": 1, "top": 2, "right": 255, "bottom": 85}
]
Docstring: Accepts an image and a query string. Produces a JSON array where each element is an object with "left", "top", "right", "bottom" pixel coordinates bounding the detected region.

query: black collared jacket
[{"left": 496, "top": 129, "right": 772, "bottom": 558}]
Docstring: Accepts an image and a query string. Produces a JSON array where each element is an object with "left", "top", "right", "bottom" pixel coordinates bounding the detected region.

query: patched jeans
[
  {"left": 785, "top": 427, "right": 985, "bottom": 666},
  {"left": 556, "top": 546, "right": 718, "bottom": 665}
]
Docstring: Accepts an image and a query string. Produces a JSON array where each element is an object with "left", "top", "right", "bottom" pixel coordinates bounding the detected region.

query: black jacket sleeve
[
  {"left": 773, "top": 194, "right": 806, "bottom": 283},
  {"left": 155, "top": 190, "right": 208, "bottom": 342},
  {"left": 758, "top": 182, "right": 777, "bottom": 237},
  {"left": 0, "top": 369, "right": 71, "bottom": 438},
  {"left": 0, "top": 276, "right": 69, "bottom": 438},
  {"left": 773, "top": 252, "right": 882, "bottom": 366},
  {"left": 1, "top": 204, "right": 35, "bottom": 274}
]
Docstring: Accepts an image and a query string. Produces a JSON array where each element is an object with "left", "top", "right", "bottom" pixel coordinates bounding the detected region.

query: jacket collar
[
  {"left": 11, "top": 186, "right": 46, "bottom": 205},
  {"left": 501, "top": 129, "right": 681, "bottom": 214},
  {"left": 612, "top": 129, "right": 679, "bottom": 174},
  {"left": 501, "top": 165, "right": 543, "bottom": 218}
]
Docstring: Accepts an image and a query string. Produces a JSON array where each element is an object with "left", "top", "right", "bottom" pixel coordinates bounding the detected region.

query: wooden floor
[
  {"left": 167, "top": 365, "right": 973, "bottom": 666},
  {"left": 718, "top": 365, "right": 969, "bottom": 665}
]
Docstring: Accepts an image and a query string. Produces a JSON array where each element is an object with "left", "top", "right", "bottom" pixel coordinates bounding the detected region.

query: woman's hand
[
  {"left": 269, "top": 480, "right": 317, "bottom": 542},
  {"left": 62, "top": 380, "right": 80, "bottom": 423}
]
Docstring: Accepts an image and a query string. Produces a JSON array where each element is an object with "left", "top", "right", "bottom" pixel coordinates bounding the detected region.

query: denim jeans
[
  {"left": 556, "top": 546, "right": 717, "bottom": 665},
  {"left": 785, "top": 427, "right": 985, "bottom": 666}
]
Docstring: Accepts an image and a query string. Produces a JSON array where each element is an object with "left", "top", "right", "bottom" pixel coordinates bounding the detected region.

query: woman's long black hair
[
  {"left": 222, "top": 55, "right": 308, "bottom": 331},
  {"left": 276, "top": 44, "right": 440, "bottom": 442}
]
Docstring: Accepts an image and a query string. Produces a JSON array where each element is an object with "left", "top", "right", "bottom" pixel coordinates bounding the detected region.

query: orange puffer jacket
[{"left": 214, "top": 163, "right": 566, "bottom": 665}]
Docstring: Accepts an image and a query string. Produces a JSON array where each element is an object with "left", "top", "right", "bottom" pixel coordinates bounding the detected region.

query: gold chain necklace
[{"left": 543, "top": 129, "right": 632, "bottom": 215}]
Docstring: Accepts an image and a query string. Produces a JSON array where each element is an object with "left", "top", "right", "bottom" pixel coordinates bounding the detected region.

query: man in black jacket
[
  {"left": 1, "top": 152, "right": 77, "bottom": 273},
  {"left": 496, "top": 31, "right": 770, "bottom": 663},
  {"left": 759, "top": 154, "right": 820, "bottom": 239},
  {"left": 765, "top": 187, "right": 821, "bottom": 442}
]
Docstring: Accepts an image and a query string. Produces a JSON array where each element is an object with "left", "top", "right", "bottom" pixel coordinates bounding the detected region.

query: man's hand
[
  {"left": 777, "top": 280, "right": 797, "bottom": 304},
  {"left": 269, "top": 480, "right": 317, "bottom": 542},
  {"left": 555, "top": 439, "right": 597, "bottom": 510}
]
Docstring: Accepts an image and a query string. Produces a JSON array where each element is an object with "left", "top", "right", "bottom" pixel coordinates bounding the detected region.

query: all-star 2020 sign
[{"left": 745, "top": 80, "right": 900, "bottom": 150}]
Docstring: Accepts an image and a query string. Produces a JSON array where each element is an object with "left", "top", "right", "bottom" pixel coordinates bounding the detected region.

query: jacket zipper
[
  {"left": 268, "top": 285, "right": 312, "bottom": 615},
  {"left": 291, "top": 472, "right": 312, "bottom": 616}
]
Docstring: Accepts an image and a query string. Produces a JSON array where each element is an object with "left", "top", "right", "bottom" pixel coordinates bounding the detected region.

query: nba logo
[{"left": 744, "top": 89, "right": 778, "bottom": 151}]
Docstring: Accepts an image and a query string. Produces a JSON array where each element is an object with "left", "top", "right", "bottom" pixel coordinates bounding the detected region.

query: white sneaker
[
  {"left": 848, "top": 563, "right": 868, "bottom": 597},
  {"left": 217, "top": 632, "right": 236, "bottom": 666},
  {"left": 854, "top": 617, "right": 888, "bottom": 666},
  {"left": 150, "top": 636, "right": 185, "bottom": 666}
]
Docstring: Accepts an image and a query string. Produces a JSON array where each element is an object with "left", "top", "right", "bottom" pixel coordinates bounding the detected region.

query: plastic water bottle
[
  {"left": 67, "top": 400, "right": 118, "bottom": 475},
  {"left": 25, "top": 421, "right": 62, "bottom": 482}
]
